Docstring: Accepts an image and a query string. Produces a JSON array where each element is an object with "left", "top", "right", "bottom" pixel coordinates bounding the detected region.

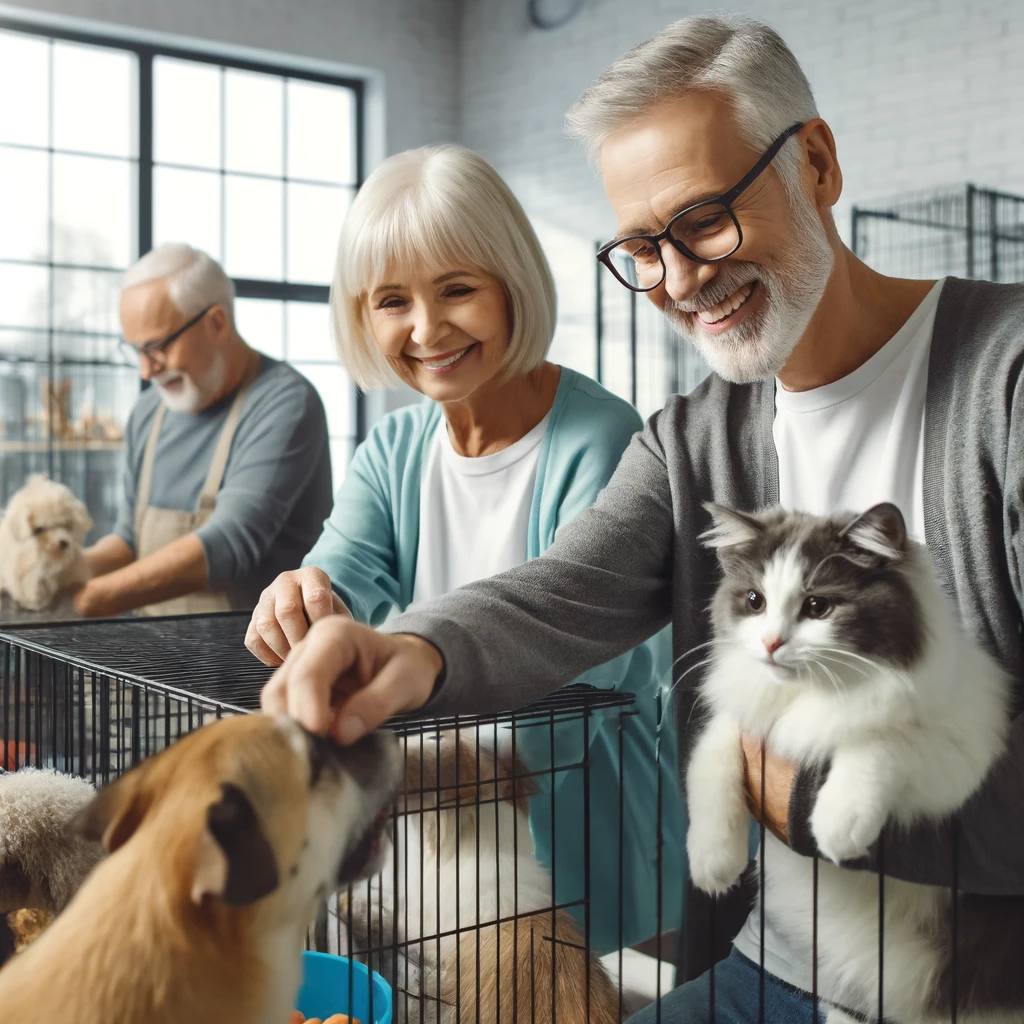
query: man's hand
[
  {"left": 260, "top": 616, "right": 443, "bottom": 744},
  {"left": 245, "top": 567, "right": 349, "bottom": 666},
  {"left": 73, "top": 578, "right": 114, "bottom": 618},
  {"left": 741, "top": 733, "right": 797, "bottom": 846}
]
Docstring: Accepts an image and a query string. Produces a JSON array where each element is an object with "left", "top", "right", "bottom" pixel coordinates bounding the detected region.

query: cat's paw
[
  {"left": 687, "top": 821, "right": 749, "bottom": 895},
  {"left": 810, "top": 790, "right": 887, "bottom": 865}
]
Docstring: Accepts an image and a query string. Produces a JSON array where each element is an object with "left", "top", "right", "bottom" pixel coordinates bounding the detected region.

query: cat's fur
[{"left": 686, "top": 502, "right": 1016, "bottom": 1024}]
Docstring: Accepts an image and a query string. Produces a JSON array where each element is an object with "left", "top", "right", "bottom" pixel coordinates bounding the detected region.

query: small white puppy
[{"left": 0, "top": 475, "right": 92, "bottom": 611}]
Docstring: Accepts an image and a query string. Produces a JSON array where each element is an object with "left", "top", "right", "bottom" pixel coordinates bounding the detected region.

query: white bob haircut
[
  {"left": 566, "top": 15, "right": 820, "bottom": 200},
  {"left": 121, "top": 243, "right": 235, "bottom": 324},
  {"left": 331, "top": 144, "right": 557, "bottom": 392}
]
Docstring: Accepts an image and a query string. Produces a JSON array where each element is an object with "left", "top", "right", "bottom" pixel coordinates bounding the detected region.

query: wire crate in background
[
  {"left": 0, "top": 612, "right": 679, "bottom": 1021},
  {"left": 852, "top": 184, "right": 1024, "bottom": 282}
]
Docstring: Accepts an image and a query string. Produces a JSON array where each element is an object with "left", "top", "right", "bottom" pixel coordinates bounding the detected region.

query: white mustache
[{"left": 668, "top": 271, "right": 761, "bottom": 314}]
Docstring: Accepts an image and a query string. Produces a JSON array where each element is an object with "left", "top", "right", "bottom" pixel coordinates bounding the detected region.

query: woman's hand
[
  {"left": 246, "top": 567, "right": 349, "bottom": 666},
  {"left": 260, "top": 616, "right": 443, "bottom": 743}
]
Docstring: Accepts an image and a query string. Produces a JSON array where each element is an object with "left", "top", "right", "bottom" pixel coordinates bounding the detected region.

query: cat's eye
[
  {"left": 801, "top": 595, "right": 832, "bottom": 619},
  {"left": 746, "top": 590, "right": 765, "bottom": 612}
]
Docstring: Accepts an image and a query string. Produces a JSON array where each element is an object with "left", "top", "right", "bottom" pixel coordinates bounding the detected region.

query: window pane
[
  {"left": 224, "top": 68, "right": 282, "bottom": 176},
  {"left": 51, "top": 267, "right": 122, "bottom": 334},
  {"left": 286, "top": 79, "right": 355, "bottom": 184},
  {"left": 0, "top": 262, "right": 49, "bottom": 327},
  {"left": 153, "top": 166, "right": 221, "bottom": 259},
  {"left": 286, "top": 300, "right": 335, "bottom": 362},
  {"left": 0, "top": 148, "right": 49, "bottom": 261},
  {"left": 52, "top": 154, "right": 134, "bottom": 268},
  {"left": 0, "top": 326, "right": 41, "bottom": 362},
  {"left": 54, "top": 329, "right": 123, "bottom": 365},
  {"left": 0, "top": 31, "right": 49, "bottom": 147},
  {"left": 53, "top": 41, "right": 136, "bottom": 158},
  {"left": 154, "top": 58, "right": 221, "bottom": 169},
  {"left": 234, "top": 298, "right": 284, "bottom": 359},
  {"left": 224, "top": 175, "right": 283, "bottom": 279},
  {"left": 296, "top": 362, "right": 352, "bottom": 440},
  {"left": 286, "top": 183, "right": 350, "bottom": 285}
]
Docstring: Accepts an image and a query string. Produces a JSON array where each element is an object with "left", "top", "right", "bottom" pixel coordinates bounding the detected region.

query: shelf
[{"left": 0, "top": 440, "right": 123, "bottom": 453}]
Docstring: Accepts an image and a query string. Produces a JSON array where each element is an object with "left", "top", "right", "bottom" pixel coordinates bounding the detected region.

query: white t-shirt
[
  {"left": 411, "top": 412, "right": 550, "bottom": 604},
  {"left": 732, "top": 278, "right": 944, "bottom": 987}
]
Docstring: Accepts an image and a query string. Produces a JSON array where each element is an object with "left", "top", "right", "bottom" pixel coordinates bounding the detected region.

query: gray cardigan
[{"left": 385, "top": 277, "right": 1024, "bottom": 902}]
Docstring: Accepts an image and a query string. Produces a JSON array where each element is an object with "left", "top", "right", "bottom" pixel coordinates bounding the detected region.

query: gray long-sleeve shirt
[
  {"left": 383, "top": 277, "right": 1024, "bottom": 981},
  {"left": 114, "top": 355, "right": 333, "bottom": 609}
]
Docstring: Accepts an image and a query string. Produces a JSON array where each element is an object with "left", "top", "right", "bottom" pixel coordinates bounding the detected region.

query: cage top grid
[{"left": 0, "top": 613, "right": 637, "bottom": 727}]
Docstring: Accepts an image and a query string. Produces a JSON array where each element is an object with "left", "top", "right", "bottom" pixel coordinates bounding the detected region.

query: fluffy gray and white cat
[{"left": 686, "top": 501, "right": 1016, "bottom": 1024}]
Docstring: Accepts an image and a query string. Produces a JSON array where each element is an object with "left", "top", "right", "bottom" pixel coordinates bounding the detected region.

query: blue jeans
[{"left": 625, "top": 949, "right": 818, "bottom": 1024}]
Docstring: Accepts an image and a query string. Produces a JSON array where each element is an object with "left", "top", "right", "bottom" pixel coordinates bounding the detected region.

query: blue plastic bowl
[{"left": 296, "top": 951, "right": 392, "bottom": 1024}]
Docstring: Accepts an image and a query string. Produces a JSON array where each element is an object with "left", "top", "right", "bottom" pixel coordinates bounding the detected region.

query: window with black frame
[{"left": 0, "top": 20, "right": 362, "bottom": 540}]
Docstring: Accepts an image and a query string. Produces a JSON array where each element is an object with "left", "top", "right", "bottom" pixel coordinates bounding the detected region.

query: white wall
[
  {"left": 6, "top": 0, "right": 462, "bottom": 158},
  {"left": 460, "top": 0, "right": 1024, "bottom": 245}
]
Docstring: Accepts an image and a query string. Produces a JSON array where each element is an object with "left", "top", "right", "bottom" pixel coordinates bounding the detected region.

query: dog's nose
[{"left": 59, "top": 539, "right": 69, "bottom": 550}]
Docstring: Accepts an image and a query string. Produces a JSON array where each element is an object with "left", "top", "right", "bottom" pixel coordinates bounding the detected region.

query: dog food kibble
[{"left": 287, "top": 1013, "right": 305, "bottom": 1024}]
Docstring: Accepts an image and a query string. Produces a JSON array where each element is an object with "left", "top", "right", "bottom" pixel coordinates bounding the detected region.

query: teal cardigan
[{"left": 304, "top": 367, "right": 685, "bottom": 951}]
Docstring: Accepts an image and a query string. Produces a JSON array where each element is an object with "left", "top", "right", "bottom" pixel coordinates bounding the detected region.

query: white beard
[
  {"left": 664, "top": 191, "right": 835, "bottom": 384},
  {"left": 153, "top": 353, "right": 226, "bottom": 414}
]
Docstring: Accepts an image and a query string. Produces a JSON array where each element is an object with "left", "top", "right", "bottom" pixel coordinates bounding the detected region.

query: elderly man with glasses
[
  {"left": 74, "top": 242, "right": 332, "bottom": 618},
  {"left": 259, "top": 15, "right": 1024, "bottom": 1022}
]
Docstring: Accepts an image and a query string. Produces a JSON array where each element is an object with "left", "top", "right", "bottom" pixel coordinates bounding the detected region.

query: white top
[
  {"left": 411, "top": 412, "right": 550, "bottom": 604},
  {"left": 771, "top": 278, "right": 943, "bottom": 543},
  {"left": 733, "top": 278, "right": 945, "bottom": 987}
]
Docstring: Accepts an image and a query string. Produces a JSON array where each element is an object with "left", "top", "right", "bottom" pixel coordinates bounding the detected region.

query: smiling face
[
  {"left": 365, "top": 265, "right": 512, "bottom": 404},
  {"left": 599, "top": 91, "right": 835, "bottom": 383}
]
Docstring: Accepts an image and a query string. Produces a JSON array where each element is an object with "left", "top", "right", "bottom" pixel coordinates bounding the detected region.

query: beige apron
[{"left": 134, "top": 358, "right": 259, "bottom": 616}]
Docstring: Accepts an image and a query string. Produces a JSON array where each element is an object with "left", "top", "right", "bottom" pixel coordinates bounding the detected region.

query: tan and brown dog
[{"left": 0, "top": 714, "right": 401, "bottom": 1024}]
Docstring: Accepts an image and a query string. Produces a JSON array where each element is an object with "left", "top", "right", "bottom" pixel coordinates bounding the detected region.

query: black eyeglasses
[
  {"left": 118, "top": 305, "right": 214, "bottom": 370},
  {"left": 597, "top": 122, "right": 805, "bottom": 293}
]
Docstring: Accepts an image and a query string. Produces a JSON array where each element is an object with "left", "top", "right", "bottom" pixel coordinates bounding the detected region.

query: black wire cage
[
  {"left": 3, "top": 614, "right": 1022, "bottom": 1023},
  {"left": 851, "top": 183, "right": 1024, "bottom": 283},
  {"left": 0, "top": 613, "right": 681, "bottom": 1023}
]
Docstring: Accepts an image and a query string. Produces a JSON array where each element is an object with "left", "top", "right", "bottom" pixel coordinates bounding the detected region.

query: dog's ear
[
  {"left": 75, "top": 763, "right": 155, "bottom": 853},
  {"left": 192, "top": 782, "right": 279, "bottom": 907},
  {"left": 5, "top": 498, "right": 34, "bottom": 543}
]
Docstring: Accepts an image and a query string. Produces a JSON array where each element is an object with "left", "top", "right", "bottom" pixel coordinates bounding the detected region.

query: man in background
[{"left": 75, "top": 243, "right": 332, "bottom": 617}]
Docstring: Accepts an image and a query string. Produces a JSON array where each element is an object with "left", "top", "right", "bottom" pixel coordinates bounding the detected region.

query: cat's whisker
[
  {"left": 811, "top": 657, "right": 848, "bottom": 697},
  {"left": 812, "top": 650, "right": 873, "bottom": 681},
  {"left": 669, "top": 639, "right": 719, "bottom": 673},
  {"left": 667, "top": 655, "right": 717, "bottom": 697},
  {"left": 814, "top": 646, "right": 885, "bottom": 673}
]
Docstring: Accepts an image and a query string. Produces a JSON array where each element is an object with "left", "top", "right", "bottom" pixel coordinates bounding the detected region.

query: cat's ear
[
  {"left": 699, "top": 503, "right": 765, "bottom": 550},
  {"left": 839, "top": 503, "right": 908, "bottom": 563}
]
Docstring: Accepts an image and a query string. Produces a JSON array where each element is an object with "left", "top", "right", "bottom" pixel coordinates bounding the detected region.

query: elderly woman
[{"left": 246, "top": 144, "right": 683, "bottom": 953}]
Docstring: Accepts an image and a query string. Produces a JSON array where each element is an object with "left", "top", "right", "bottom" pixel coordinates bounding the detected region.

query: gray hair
[
  {"left": 566, "top": 15, "right": 819, "bottom": 197},
  {"left": 121, "top": 243, "right": 235, "bottom": 323},
  {"left": 332, "top": 144, "right": 557, "bottom": 392}
]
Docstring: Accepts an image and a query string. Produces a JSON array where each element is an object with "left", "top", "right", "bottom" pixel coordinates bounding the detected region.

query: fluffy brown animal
[
  {"left": 0, "top": 715, "right": 401, "bottom": 1024},
  {"left": 0, "top": 474, "right": 92, "bottom": 611}
]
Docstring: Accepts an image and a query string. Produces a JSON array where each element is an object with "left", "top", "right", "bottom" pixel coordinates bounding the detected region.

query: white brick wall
[
  {"left": 5, "top": 0, "right": 461, "bottom": 157},
  {"left": 459, "top": 0, "right": 1024, "bottom": 246}
]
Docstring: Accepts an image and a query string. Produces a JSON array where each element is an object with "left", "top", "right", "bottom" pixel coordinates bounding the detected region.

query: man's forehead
[{"left": 599, "top": 92, "right": 757, "bottom": 235}]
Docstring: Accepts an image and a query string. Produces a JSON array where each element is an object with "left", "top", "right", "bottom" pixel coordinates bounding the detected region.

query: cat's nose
[{"left": 763, "top": 636, "right": 784, "bottom": 656}]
